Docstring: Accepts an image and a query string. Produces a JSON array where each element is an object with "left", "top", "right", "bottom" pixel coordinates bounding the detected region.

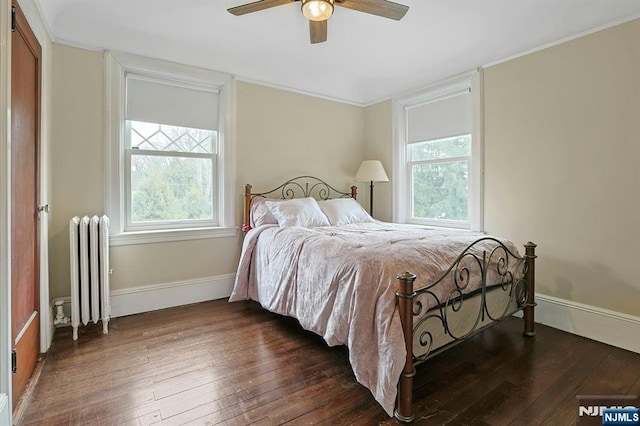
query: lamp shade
[{"left": 355, "top": 160, "right": 389, "bottom": 182}]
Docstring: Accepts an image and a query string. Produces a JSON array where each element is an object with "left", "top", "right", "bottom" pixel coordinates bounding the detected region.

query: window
[
  {"left": 126, "top": 120, "right": 216, "bottom": 229},
  {"left": 105, "top": 52, "right": 236, "bottom": 245},
  {"left": 393, "top": 70, "right": 483, "bottom": 231},
  {"left": 409, "top": 134, "right": 471, "bottom": 222}
]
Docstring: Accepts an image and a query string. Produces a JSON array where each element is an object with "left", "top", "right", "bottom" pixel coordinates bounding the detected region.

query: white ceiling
[{"left": 36, "top": 0, "right": 640, "bottom": 105}]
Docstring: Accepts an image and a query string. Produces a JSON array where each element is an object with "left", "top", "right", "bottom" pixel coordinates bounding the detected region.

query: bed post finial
[
  {"left": 523, "top": 242, "right": 537, "bottom": 337},
  {"left": 395, "top": 271, "right": 416, "bottom": 423},
  {"left": 243, "top": 184, "right": 252, "bottom": 232}
]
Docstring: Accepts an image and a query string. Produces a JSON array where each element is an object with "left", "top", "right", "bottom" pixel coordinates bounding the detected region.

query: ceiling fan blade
[
  {"left": 228, "top": 0, "right": 295, "bottom": 16},
  {"left": 335, "top": 0, "right": 408, "bottom": 20},
  {"left": 309, "top": 20, "right": 328, "bottom": 44}
]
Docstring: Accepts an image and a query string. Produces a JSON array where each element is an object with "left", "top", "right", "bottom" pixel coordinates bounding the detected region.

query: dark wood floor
[{"left": 18, "top": 299, "right": 640, "bottom": 425}]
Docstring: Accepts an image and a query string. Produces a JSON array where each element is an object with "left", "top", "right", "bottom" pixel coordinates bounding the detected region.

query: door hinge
[
  {"left": 37, "top": 204, "right": 50, "bottom": 219},
  {"left": 11, "top": 350, "right": 17, "bottom": 373},
  {"left": 11, "top": 6, "right": 16, "bottom": 32}
]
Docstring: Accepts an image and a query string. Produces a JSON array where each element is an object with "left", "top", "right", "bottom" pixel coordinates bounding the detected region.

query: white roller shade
[
  {"left": 126, "top": 75, "right": 219, "bottom": 130},
  {"left": 407, "top": 90, "right": 471, "bottom": 144}
]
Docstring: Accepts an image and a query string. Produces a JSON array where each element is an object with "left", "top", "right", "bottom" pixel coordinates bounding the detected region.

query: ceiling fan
[{"left": 228, "top": 0, "right": 409, "bottom": 44}]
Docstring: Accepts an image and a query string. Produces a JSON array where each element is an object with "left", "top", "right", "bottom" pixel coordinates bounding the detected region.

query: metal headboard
[{"left": 242, "top": 175, "right": 357, "bottom": 231}]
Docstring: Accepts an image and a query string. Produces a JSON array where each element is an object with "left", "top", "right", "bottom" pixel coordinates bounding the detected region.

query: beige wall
[
  {"left": 484, "top": 19, "right": 640, "bottom": 316},
  {"left": 362, "top": 20, "right": 640, "bottom": 318},
  {"left": 49, "top": 44, "right": 104, "bottom": 298},
  {"left": 236, "top": 82, "right": 365, "bottom": 196},
  {"left": 50, "top": 18, "right": 640, "bottom": 319},
  {"left": 48, "top": 48, "right": 366, "bottom": 299},
  {"left": 364, "top": 100, "right": 393, "bottom": 222}
]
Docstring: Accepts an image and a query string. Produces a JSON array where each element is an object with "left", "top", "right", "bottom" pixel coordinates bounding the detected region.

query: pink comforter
[{"left": 230, "top": 222, "right": 516, "bottom": 416}]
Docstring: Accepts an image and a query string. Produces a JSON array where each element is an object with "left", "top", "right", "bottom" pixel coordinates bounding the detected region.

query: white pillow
[
  {"left": 266, "top": 197, "right": 331, "bottom": 228},
  {"left": 317, "top": 198, "right": 374, "bottom": 226},
  {"left": 250, "top": 198, "right": 278, "bottom": 228}
]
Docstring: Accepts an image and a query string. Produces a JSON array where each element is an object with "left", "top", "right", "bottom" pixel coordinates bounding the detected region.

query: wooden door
[{"left": 11, "top": 1, "right": 41, "bottom": 409}]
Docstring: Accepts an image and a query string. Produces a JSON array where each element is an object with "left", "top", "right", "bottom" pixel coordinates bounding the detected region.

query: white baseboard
[
  {"left": 0, "top": 393, "right": 9, "bottom": 426},
  {"left": 517, "top": 293, "right": 640, "bottom": 354},
  {"left": 109, "top": 274, "right": 235, "bottom": 318},
  {"left": 51, "top": 273, "right": 235, "bottom": 322},
  {"left": 51, "top": 281, "right": 640, "bottom": 355}
]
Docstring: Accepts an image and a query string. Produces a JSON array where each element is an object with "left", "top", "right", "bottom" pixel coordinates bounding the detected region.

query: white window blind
[
  {"left": 125, "top": 75, "right": 219, "bottom": 130},
  {"left": 406, "top": 89, "right": 471, "bottom": 144}
]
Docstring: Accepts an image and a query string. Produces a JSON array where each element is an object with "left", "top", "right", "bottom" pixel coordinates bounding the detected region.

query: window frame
[
  {"left": 105, "top": 51, "right": 236, "bottom": 246},
  {"left": 392, "top": 70, "right": 484, "bottom": 231}
]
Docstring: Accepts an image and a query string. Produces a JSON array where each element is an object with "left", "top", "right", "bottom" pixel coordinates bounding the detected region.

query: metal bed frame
[{"left": 241, "top": 176, "right": 537, "bottom": 422}]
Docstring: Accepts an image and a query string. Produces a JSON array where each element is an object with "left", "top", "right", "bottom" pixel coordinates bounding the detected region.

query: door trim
[
  {"left": 12, "top": 0, "right": 52, "bottom": 354},
  {"left": 0, "top": 394, "right": 9, "bottom": 425},
  {"left": 1, "top": 0, "right": 14, "bottom": 418}
]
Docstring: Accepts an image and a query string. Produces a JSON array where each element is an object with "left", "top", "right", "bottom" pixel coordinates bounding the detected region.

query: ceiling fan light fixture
[{"left": 301, "top": 0, "right": 334, "bottom": 21}]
